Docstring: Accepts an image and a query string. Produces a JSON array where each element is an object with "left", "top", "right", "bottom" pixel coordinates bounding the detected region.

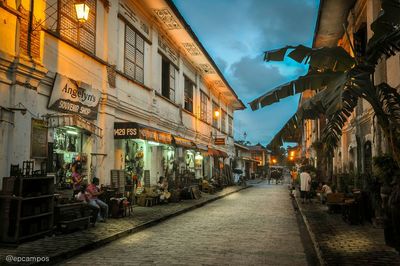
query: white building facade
[{"left": 0, "top": 0, "right": 245, "bottom": 187}]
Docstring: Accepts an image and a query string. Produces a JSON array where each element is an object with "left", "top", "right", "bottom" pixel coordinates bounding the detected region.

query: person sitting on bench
[
  {"left": 76, "top": 184, "right": 99, "bottom": 226},
  {"left": 318, "top": 182, "right": 332, "bottom": 204},
  {"left": 157, "top": 176, "right": 170, "bottom": 203},
  {"left": 87, "top": 177, "right": 108, "bottom": 222}
]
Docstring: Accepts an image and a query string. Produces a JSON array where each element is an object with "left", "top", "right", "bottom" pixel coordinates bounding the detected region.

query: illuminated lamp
[{"left": 75, "top": 1, "right": 90, "bottom": 23}]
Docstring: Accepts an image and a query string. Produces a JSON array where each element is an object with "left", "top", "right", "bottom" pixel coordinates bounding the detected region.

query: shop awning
[
  {"left": 208, "top": 148, "right": 228, "bottom": 158},
  {"left": 173, "top": 136, "right": 196, "bottom": 149},
  {"left": 114, "top": 122, "right": 172, "bottom": 144},
  {"left": 242, "top": 157, "right": 260, "bottom": 163},
  {"left": 47, "top": 114, "right": 103, "bottom": 137}
]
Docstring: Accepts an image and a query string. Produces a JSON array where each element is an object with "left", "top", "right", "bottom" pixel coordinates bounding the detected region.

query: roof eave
[
  {"left": 312, "top": 0, "right": 356, "bottom": 48},
  {"left": 165, "top": 0, "right": 246, "bottom": 110}
]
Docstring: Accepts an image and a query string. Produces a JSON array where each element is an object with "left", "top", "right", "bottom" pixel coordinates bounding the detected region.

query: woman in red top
[{"left": 71, "top": 162, "right": 83, "bottom": 196}]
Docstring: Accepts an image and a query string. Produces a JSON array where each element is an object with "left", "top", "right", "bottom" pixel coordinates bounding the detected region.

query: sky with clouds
[{"left": 173, "top": 0, "right": 320, "bottom": 146}]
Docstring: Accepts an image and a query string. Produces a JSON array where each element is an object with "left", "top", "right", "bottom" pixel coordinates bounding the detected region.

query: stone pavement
[
  {"left": 294, "top": 193, "right": 400, "bottom": 266},
  {"left": 61, "top": 181, "right": 308, "bottom": 266},
  {"left": 0, "top": 181, "right": 261, "bottom": 265}
]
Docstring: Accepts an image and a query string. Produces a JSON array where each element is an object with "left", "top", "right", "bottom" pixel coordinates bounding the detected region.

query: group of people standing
[{"left": 290, "top": 167, "right": 332, "bottom": 204}]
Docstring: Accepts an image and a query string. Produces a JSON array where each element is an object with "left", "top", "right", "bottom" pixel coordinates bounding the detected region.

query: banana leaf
[
  {"left": 249, "top": 70, "right": 346, "bottom": 111},
  {"left": 367, "top": 0, "right": 400, "bottom": 64},
  {"left": 264, "top": 45, "right": 354, "bottom": 71},
  {"left": 268, "top": 114, "right": 301, "bottom": 146}
]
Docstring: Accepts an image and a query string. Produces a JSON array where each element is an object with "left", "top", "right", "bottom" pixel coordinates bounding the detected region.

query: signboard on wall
[
  {"left": 31, "top": 119, "right": 48, "bottom": 158},
  {"left": 48, "top": 74, "right": 101, "bottom": 120},
  {"left": 173, "top": 136, "right": 196, "bottom": 149},
  {"left": 114, "top": 122, "right": 172, "bottom": 144},
  {"left": 214, "top": 137, "right": 226, "bottom": 145}
]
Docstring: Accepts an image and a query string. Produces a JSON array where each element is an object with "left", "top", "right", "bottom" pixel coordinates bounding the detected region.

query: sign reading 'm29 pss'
[{"left": 48, "top": 74, "right": 101, "bottom": 120}]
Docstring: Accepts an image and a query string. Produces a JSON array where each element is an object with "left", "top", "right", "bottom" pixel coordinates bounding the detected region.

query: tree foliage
[{"left": 250, "top": 0, "right": 400, "bottom": 164}]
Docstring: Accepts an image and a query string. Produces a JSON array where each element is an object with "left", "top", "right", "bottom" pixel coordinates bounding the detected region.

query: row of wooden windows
[{"left": 45, "top": 0, "right": 233, "bottom": 136}]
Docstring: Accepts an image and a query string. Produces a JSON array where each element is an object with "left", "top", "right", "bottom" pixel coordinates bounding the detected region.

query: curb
[
  {"left": 293, "top": 195, "right": 326, "bottom": 266},
  {"left": 47, "top": 184, "right": 253, "bottom": 265}
]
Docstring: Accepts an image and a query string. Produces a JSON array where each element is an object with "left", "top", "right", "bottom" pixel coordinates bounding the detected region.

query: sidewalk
[
  {"left": 1, "top": 180, "right": 261, "bottom": 265},
  {"left": 294, "top": 192, "right": 400, "bottom": 266}
]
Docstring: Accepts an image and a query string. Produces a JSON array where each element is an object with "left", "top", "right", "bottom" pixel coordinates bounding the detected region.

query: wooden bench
[
  {"left": 54, "top": 202, "right": 91, "bottom": 233},
  {"left": 326, "top": 193, "right": 345, "bottom": 213}
]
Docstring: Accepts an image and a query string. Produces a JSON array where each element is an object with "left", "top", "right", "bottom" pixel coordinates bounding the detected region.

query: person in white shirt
[
  {"left": 300, "top": 169, "right": 312, "bottom": 203},
  {"left": 319, "top": 182, "right": 333, "bottom": 204}
]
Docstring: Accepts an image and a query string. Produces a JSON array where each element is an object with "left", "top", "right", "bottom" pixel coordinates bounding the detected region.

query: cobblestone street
[
  {"left": 61, "top": 182, "right": 309, "bottom": 266},
  {"left": 297, "top": 198, "right": 400, "bottom": 266}
]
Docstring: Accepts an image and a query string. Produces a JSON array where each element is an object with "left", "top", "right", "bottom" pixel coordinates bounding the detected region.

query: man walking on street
[{"left": 300, "top": 168, "right": 312, "bottom": 203}]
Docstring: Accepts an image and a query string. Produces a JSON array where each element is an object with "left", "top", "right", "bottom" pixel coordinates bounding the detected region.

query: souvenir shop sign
[
  {"left": 114, "top": 122, "right": 172, "bottom": 144},
  {"left": 48, "top": 74, "right": 101, "bottom": 120}
]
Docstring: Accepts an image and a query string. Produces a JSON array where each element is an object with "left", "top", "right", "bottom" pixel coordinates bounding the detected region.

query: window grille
[
  {"left": 184, "top": 76, "right": 194, "bottom": 113},
  {"left": 45, "top": 0, "right": 96, "bottom": 54},
  {"left": 170, "top": 65, "right": 175, "bottom": 101},
  {"left": 212, "top": 101, "right": 219, "bottom": 128},
  {"left": 161, "top": 57, "right": 175, "bottom": 101},
  {"left": 125, "top": 25, "right": 145, "bottom": 83},
  {"left": 200, "top": 91, "right": 208, "bottom": 122},
  {"left": 221, "top": 110, "right": 227, "bottom": 133},
  {"left": 228, "top": 115, "right": 233, "bottom": 136}
]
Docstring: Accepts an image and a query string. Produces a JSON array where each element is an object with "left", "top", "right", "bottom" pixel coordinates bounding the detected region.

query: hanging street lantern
[{"left": 74, "top": 1, "right": 90, "bottom": 23}]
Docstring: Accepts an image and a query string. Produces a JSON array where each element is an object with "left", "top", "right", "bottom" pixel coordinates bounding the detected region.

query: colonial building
[
  {"left": 0, "top": 0, "right": 245, "bottom": 187},
  {"left": 234, "top": 142, "right": 269, "bottom": 179},
  {"left": 300, "top": 0, "right": 398, "bottom": 179}
]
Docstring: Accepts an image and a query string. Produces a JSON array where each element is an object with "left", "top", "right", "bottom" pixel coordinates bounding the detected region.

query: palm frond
[
  {"left": 367, "top": 0, "right": 400, "bottom": 64},
  {"left": 322, "top": 90, "right": 359, "bottom": 152},
  {"left": 264, "top": 45, "right": 355, "bottom": 71},
  {"left": 268, "top": 114, "right": 301, "bottom": 147},
  {"left": 249, "top": 71, "right": 347, "bottom": 110},
  {"left": 377, "top": 82, "right": 400, "bottom": 127}
]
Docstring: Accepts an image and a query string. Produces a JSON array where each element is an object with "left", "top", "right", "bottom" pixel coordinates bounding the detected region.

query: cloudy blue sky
[{"left": 173, "top": 0, "right": 320, "bottom": 146}]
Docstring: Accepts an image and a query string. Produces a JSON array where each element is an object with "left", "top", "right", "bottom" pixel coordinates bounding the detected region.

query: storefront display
[
  {"left": 195, "top": 152, "right": 204, "bottom": 178},
  {"left": 114, "top": 122, "right": 174, "bottom": 187},
  {"left": 173, "top": 136, "right": 199, "bottom": 177},
  {"left": 123, "top": 139, "right": 145, "bottom": 186},
  {"left": 113, "top": 122, "right": 211, "bottom": 187},
  {"left": 52, "top": 127, "right": 88, "bottom": 188}
]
